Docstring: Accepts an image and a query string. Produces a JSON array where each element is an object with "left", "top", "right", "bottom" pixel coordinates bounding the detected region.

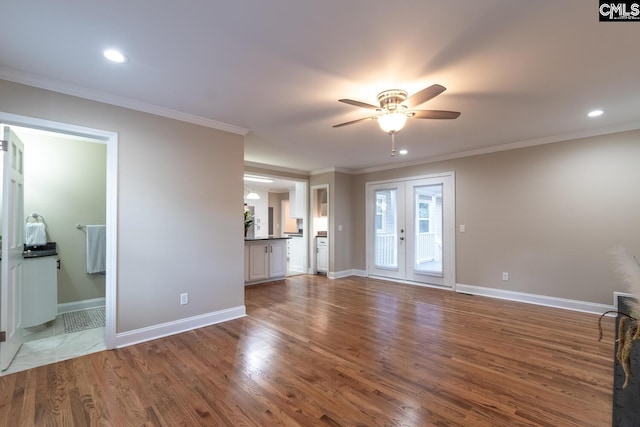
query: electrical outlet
[
  {"left": 502, "top": 272, "right": 509, "bottom": 281},
  {"left": 459, "top": 224, "right": 465, "bottom": 232},
  {"left": 180, "top": 293, "right": 189, "bottom": 305}
]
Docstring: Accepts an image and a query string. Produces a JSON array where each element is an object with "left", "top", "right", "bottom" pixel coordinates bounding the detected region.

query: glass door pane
[
  {"left": 413, "top": 184, "right": 443, "bottom": 276},
  {"left": 374, "top": 188, "right": 398, "bottom": 269}
]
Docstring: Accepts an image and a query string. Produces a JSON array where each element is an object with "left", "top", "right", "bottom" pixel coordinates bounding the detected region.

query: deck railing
[
  {"left": 416, "top": 232, "right": 441, "bottom": 263},
  {"left": 375, "top": 232, "right": 441, "bottom": 267},
  {"left": 375, "top": 233, "right": 397, "bottom": 267}
]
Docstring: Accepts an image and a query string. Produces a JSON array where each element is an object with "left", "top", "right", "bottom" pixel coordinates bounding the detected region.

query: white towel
[
  {"left": 25, "top": 223, "right": 47, "bottom": 246},
  {"left": 86, "top": 225, "right": 106, "bottom": 274}
]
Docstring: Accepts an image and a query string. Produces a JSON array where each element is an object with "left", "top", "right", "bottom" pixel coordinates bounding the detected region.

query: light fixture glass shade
[
  {"left": 378, "top": 112, "right": 407, "bottom": 133},
  {"left": 246, "top": 192, "right": 260, "bottom": 200}
]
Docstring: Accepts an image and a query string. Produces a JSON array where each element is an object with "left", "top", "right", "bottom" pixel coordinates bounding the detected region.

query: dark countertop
[
  {"left": 245, "top": 237, "right": 292, "bottom": 241},
  {"left": 284, "top": 233, "right": 303, "bottom": 237},
  {"left": 1, "top": 242, "right": 58, "bottom": 260}
]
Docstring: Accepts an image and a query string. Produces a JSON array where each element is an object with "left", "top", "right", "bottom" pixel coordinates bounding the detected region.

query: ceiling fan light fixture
[
  {"left": 378, "top": 112, "right": 407, "bottom": 133},
  {"left": 103, "top": 48, "right": 129, "bottom": 63}
]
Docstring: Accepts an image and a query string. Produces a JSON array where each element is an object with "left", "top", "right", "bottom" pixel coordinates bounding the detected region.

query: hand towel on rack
[
  {"left": 86, "top": 225, "right": 106, "bottom": 274},
  {"left": 25, "top": 223, "right": 47, "bottom": 246}
]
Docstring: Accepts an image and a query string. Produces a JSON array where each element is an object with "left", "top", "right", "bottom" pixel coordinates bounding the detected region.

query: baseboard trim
[
  {"left": 115, "top": 305, "right": 246, "bottom": 348},
  {"left": 328, "top": 269, "right": 367, "bottom": 279},
  {"left": 58, "top": 297, "right": 106, "bottom": 314},
  {"left": 456, "top": 284, "right": 614, "bottom": 315}
]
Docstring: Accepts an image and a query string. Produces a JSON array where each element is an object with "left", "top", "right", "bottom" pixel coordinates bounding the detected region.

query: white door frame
[
  {"left": 310, "top": 184, "right": 329, "bottom": 275},
  {"left": 365, "top": 171, "right": 456, "bottom": 289},
  {"left": 0, "top": 112, "right": 117, "bottom": 349}
]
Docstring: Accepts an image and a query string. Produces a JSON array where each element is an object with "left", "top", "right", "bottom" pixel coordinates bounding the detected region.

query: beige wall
[
  {"left": 352, "top": 130, "right": 640, "bottom": 304},
  {"left": 1, "top": 80, "right": 245, "bottom": 333},
  {"left": 23, "top": 132, "right": 106, "bottom": 304},
  {"left": 333, "top": 172, "right": 353, "bottom": 273}
]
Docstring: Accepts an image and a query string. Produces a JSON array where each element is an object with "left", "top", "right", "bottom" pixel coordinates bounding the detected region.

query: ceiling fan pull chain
[{"left": 390, "top": 131, "right": 396, "bottom": 156}]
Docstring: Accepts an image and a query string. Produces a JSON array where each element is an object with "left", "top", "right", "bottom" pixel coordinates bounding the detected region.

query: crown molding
[
  {"left": 243, "top": 161, "right": 310, "bottom": 176},
  {"left": 352, "top": 121, "right": 640, "bottom": 175},
  {"left": 310, "top": 167, "right": 355, "bottom": 175},
  {"left": 0, "top": 68, "right": 249, "bottom": 136}
]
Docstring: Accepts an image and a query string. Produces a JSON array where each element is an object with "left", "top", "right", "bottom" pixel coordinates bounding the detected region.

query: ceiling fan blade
[
  {"left": 405, "top": 84, "right": 447, "bottom": 108},
  {"left": 333, "top": 116, "right": 376, "bottom": 128},
  {"left": 410, "top": 110, "right": 461, "bottom": 119},
  {"left": 338, "top": 99, "right": 379, "bottom": 110}
]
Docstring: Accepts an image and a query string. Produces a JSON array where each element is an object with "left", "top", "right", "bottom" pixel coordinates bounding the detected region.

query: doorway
[
  {"left": 366, "top": 172, "right": 455, "bottom": 288},
  {"left": 0, "top": 112, "right": 117, "bottom": 374}
]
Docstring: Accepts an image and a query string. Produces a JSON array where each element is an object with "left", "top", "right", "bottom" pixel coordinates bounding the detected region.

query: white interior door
[
  {"left": 367, "top": 173, "right": 455, "bottom": 288},
  {"left": 1, "top": 126, "right": 25, "bottom": 371}
]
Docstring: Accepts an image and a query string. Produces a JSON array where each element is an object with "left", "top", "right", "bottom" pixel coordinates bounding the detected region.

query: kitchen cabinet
[
  {"left": 245, "top": 239, "right": 287, "bottom": 284},
  {"left": 316, "top": 237, "right": 328, "bottom": 274},
  {"left": 289, "top": 182, "right": 306, "bottom": 219},
  {"left": 287, "top": 236, "right": 305, "bottom": 274},
  {"left": 23, "top": 256, "right": 58, "bottom": 328}
]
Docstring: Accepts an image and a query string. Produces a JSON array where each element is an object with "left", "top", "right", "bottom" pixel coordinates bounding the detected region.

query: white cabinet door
[
  {"left": 246, "top": 240, "right": 287, "bottom": 283},
  {"left": 288, "top": 182, "right": 306, "bottom": 219},
  {"left": 269, "top": 240, "right": 286, "bottom": 278},
  {"left": 248, "top": 243, "right": 269, "bottom": 281},
  {"left": 23, "top": 256, "right": 58, "bottom": 328},
  {"left": 288, "top": 236, "right": 305, "bottom": 274},
  {"left": 316, "top": 238, "right": 328, "bottom": 273}
]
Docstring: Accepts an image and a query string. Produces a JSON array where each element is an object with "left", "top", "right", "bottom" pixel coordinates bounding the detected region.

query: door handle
[{"left": 399, "top": 237, "right": 404, "bottom": 241}]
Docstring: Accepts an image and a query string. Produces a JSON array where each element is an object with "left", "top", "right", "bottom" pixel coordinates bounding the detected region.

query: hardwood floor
[{"left": 0, "top": 275, "right": 615, "bottom": 426}]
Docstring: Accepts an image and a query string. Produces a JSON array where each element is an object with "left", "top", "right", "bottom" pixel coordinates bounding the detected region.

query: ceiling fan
[{"left": 333, "top": 84, "right": 461, "bottom": 155}]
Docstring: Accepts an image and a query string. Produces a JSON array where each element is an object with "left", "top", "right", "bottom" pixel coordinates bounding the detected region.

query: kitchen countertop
[{"left": 244, "top": 237, "right": 292, "bottom": 241}]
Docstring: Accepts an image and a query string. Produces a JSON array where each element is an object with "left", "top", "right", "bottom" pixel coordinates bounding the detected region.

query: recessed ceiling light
[
  {"left": 587, "top": 109, "right": 604, "bottom": 118},
  {"left": 103, "top": 49, "right": 129, "bottom": 63},
  {"left": 399, "top": 149, "right": 408, "bottom": 155}
]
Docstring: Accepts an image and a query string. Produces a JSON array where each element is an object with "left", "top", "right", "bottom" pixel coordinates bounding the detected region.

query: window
[
  {"left": 417, "top": 199, "right": 430, "bottom": 233},
  {"left": 376, "top": 194, "right": 386, "bottom": 232}
]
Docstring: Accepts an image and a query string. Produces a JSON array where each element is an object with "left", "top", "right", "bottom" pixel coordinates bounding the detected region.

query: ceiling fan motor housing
[{"left": 377, "top": 89, "right": 408, "bottom": 111}]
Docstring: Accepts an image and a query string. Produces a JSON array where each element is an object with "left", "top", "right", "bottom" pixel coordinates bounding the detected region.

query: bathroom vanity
[{"left": 22, "top": 243, "right": 58, "bottom": 328}]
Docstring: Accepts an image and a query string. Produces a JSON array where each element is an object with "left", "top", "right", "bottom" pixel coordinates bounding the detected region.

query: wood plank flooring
[{"left": 0, "top": 275, "right": 615, "bottom": 426}]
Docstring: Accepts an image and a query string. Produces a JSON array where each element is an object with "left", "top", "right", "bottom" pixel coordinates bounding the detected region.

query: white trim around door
[
  {"left": 0, "top": 111, "right": 118, "bottom": 350},
  {"left": 365, "top": 171, "right": 455, "bottom": 289}
]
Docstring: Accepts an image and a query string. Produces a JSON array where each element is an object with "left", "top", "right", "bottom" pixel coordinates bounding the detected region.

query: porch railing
[{"left": 375, "top": 232, "right": 442, "bottom": 267}]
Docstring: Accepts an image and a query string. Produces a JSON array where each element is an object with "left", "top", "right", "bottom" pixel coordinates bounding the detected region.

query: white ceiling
[{"left": 2, "top": 1, "right": 639, "bottom": 174}]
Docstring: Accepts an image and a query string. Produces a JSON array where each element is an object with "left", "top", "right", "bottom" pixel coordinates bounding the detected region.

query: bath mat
[{"left": 63, "top": 307, "right": 105, "bottom": 333}]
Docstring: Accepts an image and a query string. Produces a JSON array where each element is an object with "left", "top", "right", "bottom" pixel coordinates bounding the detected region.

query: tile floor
[{"left": 1, "top": 313, "right": 106, "bottom": 375}]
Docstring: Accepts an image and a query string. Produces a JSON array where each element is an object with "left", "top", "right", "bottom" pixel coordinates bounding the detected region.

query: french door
[{"left": 366, "top": 173, "right": 455, "bottom": 288}]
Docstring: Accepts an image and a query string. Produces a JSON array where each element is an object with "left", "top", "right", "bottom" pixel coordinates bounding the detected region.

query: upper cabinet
[{"left": 289, "top": 182, "right": 306, "bottom": 219}]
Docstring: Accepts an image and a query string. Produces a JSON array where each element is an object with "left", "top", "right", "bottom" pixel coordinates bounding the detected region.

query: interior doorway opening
[{"left": 0, "top": 112, "right": 117, "bottom": 374}]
